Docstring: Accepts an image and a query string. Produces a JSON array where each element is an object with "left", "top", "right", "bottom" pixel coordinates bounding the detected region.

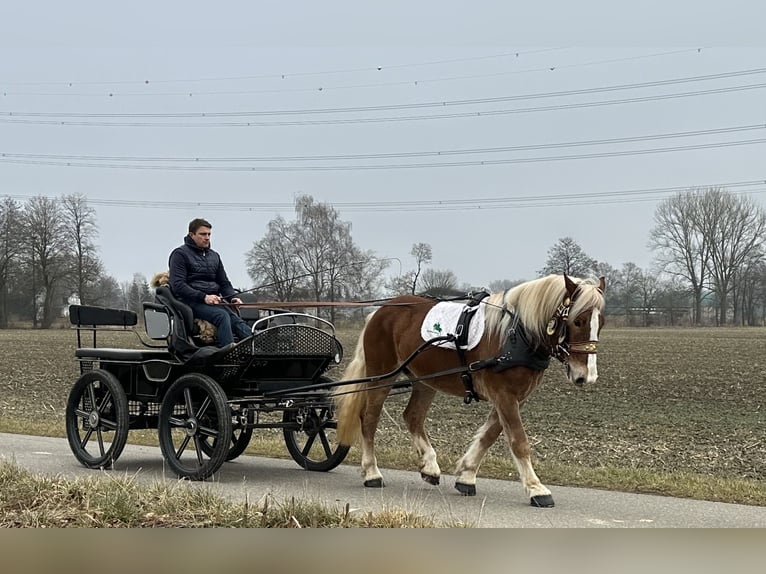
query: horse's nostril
[{"left": 574, "top": 377, "right": 585, "bottom": 386}]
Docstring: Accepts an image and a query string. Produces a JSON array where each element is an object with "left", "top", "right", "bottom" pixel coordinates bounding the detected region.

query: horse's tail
[{"left": 334, "top": 311, "right": 375, "bottom": 446}]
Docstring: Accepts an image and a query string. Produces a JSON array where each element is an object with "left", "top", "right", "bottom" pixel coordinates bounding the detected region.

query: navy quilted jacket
[{"left": 168, "top": 235, "right": 237, "bottom": 303}]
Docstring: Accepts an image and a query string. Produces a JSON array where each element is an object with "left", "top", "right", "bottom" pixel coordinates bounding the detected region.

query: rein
[{"left": 263, "top": 282, "right": 601, "bottom": 401}]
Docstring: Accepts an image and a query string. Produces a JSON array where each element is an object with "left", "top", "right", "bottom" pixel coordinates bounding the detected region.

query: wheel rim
[
  {"left": 284, "top": 404, "right": 348, "bottom": 470},
  {"left": 66, "top": 371, "right": 128, "bottom": 468},
  {"left": 159, "top": 374, "right": 231, "bottom": 479}
]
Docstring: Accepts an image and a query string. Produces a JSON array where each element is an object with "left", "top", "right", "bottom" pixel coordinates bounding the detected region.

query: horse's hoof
[
  {"left": 454, "top": 482, "right": 476, "bottom": 496},
  {"left": 530, "top": 494, "right": 555, "bottom": 508},
  {"left": 421, "top": 473, "right": 440, "bottom": 486},
  {"left": 364, "top": 478, "right": 384, "bottom": 488}
]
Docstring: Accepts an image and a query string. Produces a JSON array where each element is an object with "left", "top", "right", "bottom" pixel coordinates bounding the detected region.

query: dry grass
[
  {"left": 1, "top": 326, "right": 765, "bottom": 506},
  {"left": 0, "top": 460, "right": 441, "bottom": 528}
]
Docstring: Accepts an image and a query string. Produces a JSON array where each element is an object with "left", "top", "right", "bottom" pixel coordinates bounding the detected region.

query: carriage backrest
[
  {"left": 153, "top": 285, "right": 201, "bottom": 360},
  {"left": 69, "top": 305, "right": 137, "bottom": 327}
]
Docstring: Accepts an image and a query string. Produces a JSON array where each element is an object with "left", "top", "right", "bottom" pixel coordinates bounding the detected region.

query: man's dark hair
[{"left": 188, "top": 218, "right": 212, "bottom": 234}]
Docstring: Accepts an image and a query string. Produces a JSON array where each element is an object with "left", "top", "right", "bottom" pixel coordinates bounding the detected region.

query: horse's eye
[{"left": 573, "top": 319, "right": 582, "bottom": 327}]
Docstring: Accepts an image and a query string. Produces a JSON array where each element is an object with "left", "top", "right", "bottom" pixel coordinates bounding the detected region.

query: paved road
[{"left": 1, "top": 432, "right": 764, "bottom": 527}]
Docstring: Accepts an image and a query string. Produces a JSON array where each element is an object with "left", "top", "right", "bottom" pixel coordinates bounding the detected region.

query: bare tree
[
  {"left": 538, "top": 237, "right": 596, "bottom": 277},
  {"left": 702, "top": 190, "right": 766, "bottom": 324},
  {"left": 245, "top": 216, "right": 303, "bottom": 301},
  {"left": 61, "top": 193, "right": 102, "bottom": 305},
  {"left": 22, "top": 196, "right": 68, "bottom": 328},
  {"left": 246, "top": 195, "right": 384, "bottom": 315},
  {"left": 0, "top": 198, "right": 22, "bottom": 328},
  {"left": 409, "top": 242, "right": 432, "bottom": 294},
  {"left": 488, "top": 278, "right": 524, "bottom": 292},
  {"left": 650, "top": 189, "right": 712, "bottom": 325},
  {"left": 636, "top": 268, "right": 661, "bottom": 327},
  {"left": 618, "top": 262, "right": 643, "bottom": 324},
  {"left": 419, "top": 268, "right": 458, "bottom": 295}
]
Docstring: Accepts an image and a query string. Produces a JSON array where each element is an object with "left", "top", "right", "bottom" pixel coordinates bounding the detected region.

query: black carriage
[{"left": 66, "top": 287, "right": 349, "bottom": 480}]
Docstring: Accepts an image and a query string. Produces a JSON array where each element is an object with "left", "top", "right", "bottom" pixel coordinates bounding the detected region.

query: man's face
[{"left": 190, "top": 226, "right": 212, "bottom": 249}]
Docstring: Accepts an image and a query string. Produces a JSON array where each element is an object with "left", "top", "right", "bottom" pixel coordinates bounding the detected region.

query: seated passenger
[{"left": 169, "top": 217, "right": 252, "bottom": 348}]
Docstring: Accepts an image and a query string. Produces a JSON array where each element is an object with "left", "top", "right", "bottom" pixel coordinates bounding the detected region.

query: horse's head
[{"left": 555, "top": 275, "right": 605, "bottom": 387}]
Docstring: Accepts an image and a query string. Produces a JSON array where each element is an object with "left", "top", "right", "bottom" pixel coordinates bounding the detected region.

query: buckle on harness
[{"left": 461, "top": 372, "right": 480, "bottom": 404}]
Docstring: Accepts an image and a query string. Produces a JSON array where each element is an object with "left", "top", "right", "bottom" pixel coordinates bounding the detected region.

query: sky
[{"left": 1, "top": 1, "right": 765, "bottom": 292}]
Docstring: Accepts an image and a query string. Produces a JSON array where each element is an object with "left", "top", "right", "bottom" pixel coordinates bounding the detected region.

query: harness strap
[{"left": 454, "top": 290, "right": 490, "bottom": 404}]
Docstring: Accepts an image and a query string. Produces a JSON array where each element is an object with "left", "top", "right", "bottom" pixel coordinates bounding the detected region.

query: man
[{"left": 169, "top": 218, "right": 251, "bottom": 347}]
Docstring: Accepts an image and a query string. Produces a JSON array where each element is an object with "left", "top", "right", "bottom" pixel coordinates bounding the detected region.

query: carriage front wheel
[
  {"left": 65, "top": 369, "right": 129, "bottom": 469},
  {"left": 283, "top": 387, "right": 349, "bottom": 472},
  {"left": 158, "top": 373, "right": 232, "bottom": 480}
]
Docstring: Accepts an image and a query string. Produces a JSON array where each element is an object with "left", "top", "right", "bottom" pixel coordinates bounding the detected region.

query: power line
[
  {"left": 0, "top": 48, "right": 567, "bottom": 87},
  {"left": 2, "top": 64, "right": 755, "bottom": 119},
  {"left": 2, "top": 124, "right": 764, "bottom": 163},
  {"left": 0, "top": 49, "right": 704, "bottom": 98},
  {"left": 3, "top": 180, "right": 764, "bottom": 212},
  {"left": 2, "top": 137, "right": 766, "bottom": 172}
]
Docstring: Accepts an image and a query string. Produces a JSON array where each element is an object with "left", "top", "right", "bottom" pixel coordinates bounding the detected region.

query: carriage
[
  {"left": 66, "top": 285, "right": 350, "bottom": 480},
  {"left": 67, "top": 274, "right": 606, "bottom": 508}
]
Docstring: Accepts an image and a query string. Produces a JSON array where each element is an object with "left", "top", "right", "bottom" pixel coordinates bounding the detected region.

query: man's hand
[
  {"left": 231, "top": 297, "right": 243, "bottom": 309},
  {"left": 204, "top": 294, "right": 222, "bottom": 305}
]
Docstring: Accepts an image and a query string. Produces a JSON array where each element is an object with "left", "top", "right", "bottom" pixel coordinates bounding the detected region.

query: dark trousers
[{"left": 186, "top": 301, "right": 252, "bottom": 346}]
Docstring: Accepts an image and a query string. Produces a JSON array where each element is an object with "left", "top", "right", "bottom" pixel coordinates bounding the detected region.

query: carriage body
[{"left": 66, "top": 299, "right": 348, "bottom": 480}]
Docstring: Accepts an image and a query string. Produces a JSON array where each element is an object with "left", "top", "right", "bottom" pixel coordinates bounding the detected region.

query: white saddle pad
[{"left": 421, "top": 301, "right": 485, "bottom": 350}]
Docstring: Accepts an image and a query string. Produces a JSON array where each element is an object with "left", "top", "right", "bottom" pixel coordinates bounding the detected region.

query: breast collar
[{"left": 494, "top": 312, "right": 552, "bottom": 372}]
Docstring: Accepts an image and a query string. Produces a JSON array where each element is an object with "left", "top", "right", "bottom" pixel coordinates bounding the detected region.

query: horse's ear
[
  {"left": 563, "top": 274, "right": 578, "bottom": 296},
  {"left": 598, "top": 276, "right": 606, "bottom": 293}
]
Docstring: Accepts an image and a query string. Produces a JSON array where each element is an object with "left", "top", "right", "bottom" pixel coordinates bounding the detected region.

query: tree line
[{"left": 3, "top": 187, "right": 765, "bottom": 328}]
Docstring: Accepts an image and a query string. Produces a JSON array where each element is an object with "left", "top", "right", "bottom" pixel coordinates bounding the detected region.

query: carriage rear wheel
[
  {"left": 199, "top": 405, "right": 254, "bottom": 462},
  {"left": 283, "top": 383, "right": 349, "bottom": 472},
  {"left": 158, "top": 373, "right": 232, "bottom": 480},
  {"left": 65, "top": 369, "right": 129, "bottom": 469}
]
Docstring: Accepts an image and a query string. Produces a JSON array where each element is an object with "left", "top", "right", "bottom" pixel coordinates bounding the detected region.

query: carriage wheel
[
  {"left": 158, "top": 373, "right": 232, "bottom": 480},
  {"left": 283, "top": 385, "right": 349, "bottom": 472},
  {"left": 198, "top": 405, "right": 254, "bottom": 462},
  {"left": 65, "top": 369, "right": 129, "bottom": 469}
]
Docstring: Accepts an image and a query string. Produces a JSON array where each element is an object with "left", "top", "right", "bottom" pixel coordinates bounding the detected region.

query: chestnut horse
[{"left": 334, "top": 274, "right": 605, "bottom": 507}]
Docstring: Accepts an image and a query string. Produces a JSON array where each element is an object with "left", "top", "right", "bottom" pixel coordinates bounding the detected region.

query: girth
[{"left": 453, "top": 290, "right": 490, "bottom": 404}]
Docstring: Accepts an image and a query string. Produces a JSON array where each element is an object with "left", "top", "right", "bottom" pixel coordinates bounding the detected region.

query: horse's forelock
[{"left": 569, "top": 278, "right": 605, "bottom": 319}]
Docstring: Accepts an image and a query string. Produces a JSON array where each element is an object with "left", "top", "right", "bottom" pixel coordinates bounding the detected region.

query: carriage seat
[
  {"left": 75, "top": 347, "right": 173, "bottom": 362},
  {"left": 153, "top": 285, "right": 237, "bottom": 365}
]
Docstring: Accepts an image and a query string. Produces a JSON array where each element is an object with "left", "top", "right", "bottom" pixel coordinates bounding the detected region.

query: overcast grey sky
[{"left": 1, "top": 1, "right": 765, "bottom": 291}]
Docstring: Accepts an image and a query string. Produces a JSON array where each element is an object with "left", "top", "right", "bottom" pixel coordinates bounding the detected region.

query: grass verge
[{"left": 0, "top": 460, "right": 445, "bottom": 528}]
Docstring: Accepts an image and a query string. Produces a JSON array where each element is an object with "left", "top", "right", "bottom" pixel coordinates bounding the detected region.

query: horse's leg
[
  {"left": 359, "top": 386, "right": 391, "bottom": 487},
  {"left": 402, "top": 382, "right": 440, "bottom": 485},
  {"left": 454, "top": 407, "right": 503, "bottom": 496},
  {"left": 496, "top": 398, "right": 554, "bottom": 507}
]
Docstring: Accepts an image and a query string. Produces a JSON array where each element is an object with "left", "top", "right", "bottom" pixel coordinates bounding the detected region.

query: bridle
[{"left": 547, "top": 287, "right": 601, "bottom": 364}]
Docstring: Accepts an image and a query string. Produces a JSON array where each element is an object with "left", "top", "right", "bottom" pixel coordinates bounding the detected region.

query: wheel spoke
[
  {"left": 175, "top": 434, "right": 191, "bottom": 458},
  {"left": 301, "top": 432, "right": 317, "bottom": 456},
  {"left": 79, "top": 427, "right": 94, "bottom": 448},
  {"left": 195, "top": 396, "right": 212, "bottom": 419},
  {"left": 318, "top": 430, "right": 332, "bottom": 458},
  {"left": 97, "top": 393, "right": 113, "bottom": 415},
  {"left": 96, "top": 428, "right": 105, "bottom": 456},
  {"left": 183, "top": 388, "right": 194, "bottom": 417},
  {"left": 167, "top": 416, "right": 186, "bottom": 428},
  {"left": 192, "top": 436, "right": 205, "bottom": 465},
  {"left": 87, "top": 384, "right": 98, "bottom": 411},
  {"left": 198, "top": 425, "right": 219, "bottom": 439},
  {"left": 100, "top": 418, "right": 118, "bottom": 431}
]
